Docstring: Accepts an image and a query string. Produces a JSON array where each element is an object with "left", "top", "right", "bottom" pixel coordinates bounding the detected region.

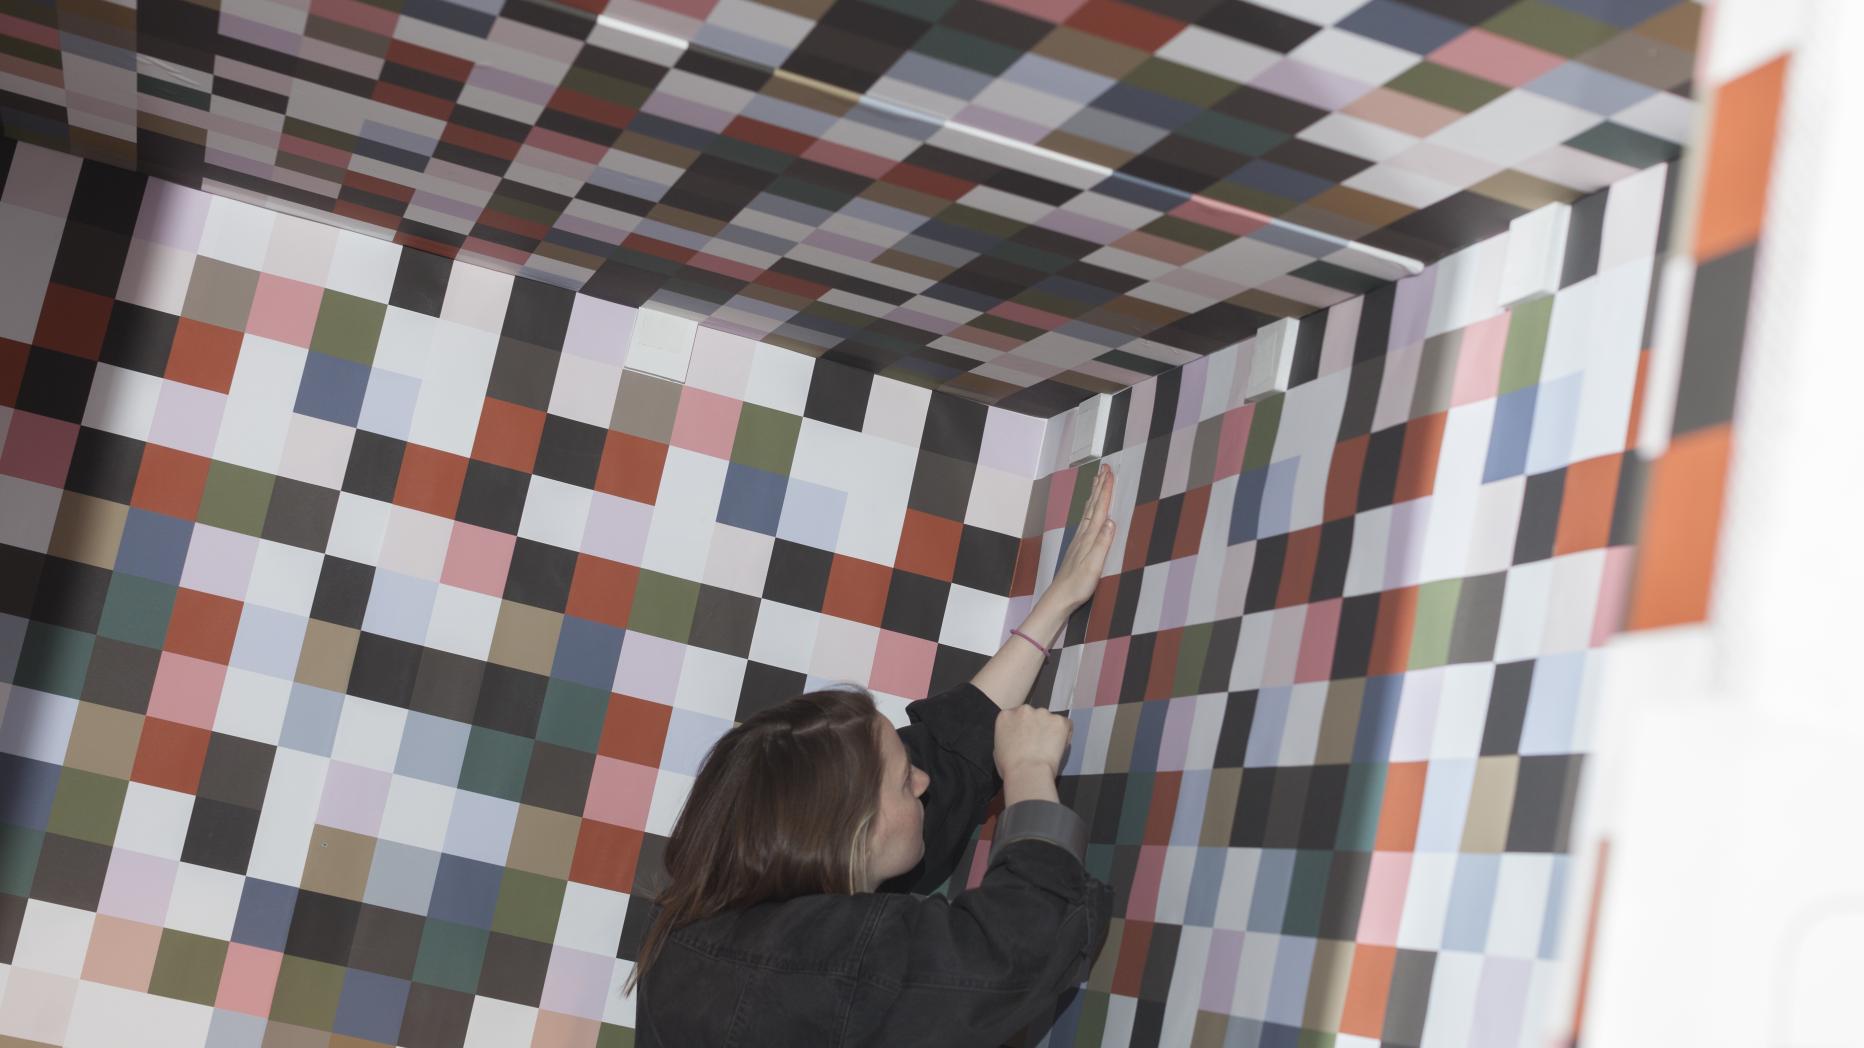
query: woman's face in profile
[{"left": 865, "top": 723, "right": 930, "bottom": 886}]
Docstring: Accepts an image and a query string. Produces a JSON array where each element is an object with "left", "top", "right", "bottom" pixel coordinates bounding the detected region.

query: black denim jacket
[{"left": 635, "top": 684, "right": 1116, "bottom": 1047}]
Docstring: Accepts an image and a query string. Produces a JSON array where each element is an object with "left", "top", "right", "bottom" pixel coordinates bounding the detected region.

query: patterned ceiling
[{"left": 0, "top": 0, "right": 1698, "bottom": 413}]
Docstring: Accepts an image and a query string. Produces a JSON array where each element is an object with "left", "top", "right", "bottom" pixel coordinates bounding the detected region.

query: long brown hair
[{"left": 625, "top": 687, "right": 887, "bottom": 994}]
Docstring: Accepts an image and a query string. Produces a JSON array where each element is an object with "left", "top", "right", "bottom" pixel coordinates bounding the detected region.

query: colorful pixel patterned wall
[
  {"left": 0, "top": 0, "right": 1698, "bottom": 412},
  {"left": 0, "top": 136, "right": 1055, "bottom": 1047},
  {"left": 966, "top": 162, "right": 1673, "bottom": 1045}
]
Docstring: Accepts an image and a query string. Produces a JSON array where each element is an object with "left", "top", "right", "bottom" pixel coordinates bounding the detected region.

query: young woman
[{"left": 631, "top": 464, "right": 1122, "bottom": 1047}]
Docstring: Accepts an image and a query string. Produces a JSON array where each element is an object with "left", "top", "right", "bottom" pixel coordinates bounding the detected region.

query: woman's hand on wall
[{"left": 1042, "top": 463, "right": 1117, "bottom": 613}]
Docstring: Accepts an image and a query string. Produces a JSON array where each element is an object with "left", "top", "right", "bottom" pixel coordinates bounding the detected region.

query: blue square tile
[
  {"left": 716, "top": 462, "right": 786, "bottom": 535},
  {"left": 294, "top": 351, "right": 371, "bottom": 427},
  {"left": 552, "top": 616, "right": 624, "bottom": 691},
  {"left": 1482, "top": 385, "right": 1538, "bottom": 483},
  {"left": 427, "top": 853, "right": 502, "bottom": 927},
  {"left": 0, "top": 753, "right": 60, "bottom": 829},
  {"left": 115, "top": 508, "right": 194, "bottom": 584},
  {"left": 775, "top": 478, "right": 846, "bottom": 551},
  {"left": 279, "top": 683, "right": 343, "bottom": 756},
  {"left": 357, "top": 368, "right": 420, "bottom": 440},
  {"left": 395, "top": 712, "right": 470, "bottom": 786},
  {"left": 231, "top": 877, "right": 298, "bottom": 950},
  {"left": 333, "top": 968, "right": 411, "bottom": 1044}
]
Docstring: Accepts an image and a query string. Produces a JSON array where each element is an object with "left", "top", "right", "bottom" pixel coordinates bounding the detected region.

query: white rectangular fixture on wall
[
  {"left": 1499, "top": 201, "right": 1573, "bottom": 307},
  {"left": 627, "top": 308, "right": 698, "bottom": 382},
  {"left": 1066, "top": 392, "right": 1111, "bottom": 466},
  {"left": 1244, "top": 317, "right": 1300, "bottom": 403}
]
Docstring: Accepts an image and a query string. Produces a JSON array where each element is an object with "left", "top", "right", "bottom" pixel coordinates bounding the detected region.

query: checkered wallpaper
[
  {"left": 949, "top": 161, "right": 1671, "bottom": 1045},
  {"left": 0, "top": 138, "right": 1060, "bottom": 1047},
  {"left": 0, "top": 0, "right": 1696, "bottom": 413}
]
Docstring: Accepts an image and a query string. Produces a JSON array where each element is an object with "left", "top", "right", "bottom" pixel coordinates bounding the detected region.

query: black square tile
[
  {"left": 311, "top": 557, "right": 374, "bottom": 628},
  {"left": 341, "top": 430, "right": 405, "bottom": 503},
  {"left": 68, "top": 160, "right": 147, "bottom": 235},
  {"left": 1513, "top": 467, "right": 1565, "bottom": 565},
  {"left": 1356, "top": 423, "right": 1404, "bottom": 511},
  {"left": 736, "top": 661, "right": 808, "bottom": 722},
  {"left": 881, "top": 571, "right": 948, "bottom": 641},
  {"left": 1560, "top": 186, "right": 1608, "bottom": 289},
  {"left": 503, "top": 538, "right": 576, "bottom": 611},
  {"left": 31, "top": 556, "right": 110, "bottom": 632},
  {"left": 348, "top": 632, "right": 422, "bottom": 709},
  {"left": 64, "top": 427, "right": 143, "bottom": 502},
  {"left": 484, "top": 339, "right": 560, "bottom": 412},
  {"left": 1336, "top": 356, "right": 1386, "bottom": 441},
  {"left": 350, "top": 903, "right": 425, "bottom": 979},
  {"left": 456, "top": 460, "right": 530, "bottom": 534},
  {"left": 1672, "top": 244, "right": 1755, "bottom": 436},
  {"left": 180, "top": 796, "right": 261, "bottom": 873},
  {"left": 51, "top": 223, "right": 132, "bottom": 297},
  {"left": 16, "top": 346, "right": 95, "bottom": 423},
  {"left": 952, "top": 527, "right": 1018, "bottom": 596},
  {"left": 400, "top": 983, "right": 474, "bottom": 1048},
  {"left": 520, "top": 742, "right": 594, "bottom": 815},
  {"left": 197, "top": 732, "right": 276, "bottom": 808},
  {"left": 688, "top": 584, "right": 758, "bottom": 658},
  {"left": 762, "top": 539, "right": 833, "bottom": 609},
  {"left": 500, "top": 279, "right": 575, "bottom": 350},
  {"left": 802, "top": 358, "right": 871, "bottom": 431},
  {"left": 0, "top": 891, "right": 25, "bottom": 965},
  {"left": 476, "top": 931, "right": 551, "bottom": 1005},
  {"left": 263, "top": 477, "right": 340, "bottom": 552},
  {"left": 0, "top": 545, "right": 44, "bottom": 617},
  {"left": 475, "top": 664, "right": 547, "bottom": 736},
  {"left": 906, "top": 452, "right": 974, "bottom": 521},
  {"left": 285, "top": 890, "right": 361, "bottom": 965},
  {"left": 1481, "top": 660, "right": 1534, "bottom": 757},
  {"left": 412, "top": 648, "right": 485, "bottom": 724},
  {"left": 80, "top": 637, "right": 159, "bottom": 713},
  {"left": 1331, "top": 593, "right": 1380, "bottom": 680},
  {"left": 533, "top": 414, "right": 604, "bottom": 488},
  {"left": 928, "top": 644, "right": 987, "bottom": 695},
  {"left": 1200, "top": 1, "right": 1319, "bottom": 52},
  {"left": 100, "top": 302, "right": 178, "bottom": 377},
  {"left": 389, "top": 248, "right": 452, "bottom": 317},
  {"left": 1310, "top": 517, "right": 1354, "bottom": 602},
  {"left": 1507, "top": 754, "right": 1583, "bottom": 853},
  {"left": 31, "top": 833, "right": 110, "bottom": 909},
  {"left": 919, "top": 391, "right": 986, "bottom": 460}
]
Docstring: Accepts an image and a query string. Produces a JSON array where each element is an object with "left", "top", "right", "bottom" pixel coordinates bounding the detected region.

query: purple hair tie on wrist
[{"left": 1009, "top": 627, "right": 1053, "bottom": 658}]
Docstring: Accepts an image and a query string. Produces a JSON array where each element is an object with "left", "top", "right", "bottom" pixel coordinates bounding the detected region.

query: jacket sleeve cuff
[
  {"left": 988, "top": 800, "right": 1090, "bottom": 865},
  {"left": 904, "top": 682, "right": 1000, "bottom": 778}
]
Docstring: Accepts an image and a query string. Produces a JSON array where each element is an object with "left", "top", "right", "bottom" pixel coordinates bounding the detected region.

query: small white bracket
[
  {"left": 1065, "top": 392, "right": 1110, "bottom": 466},
  {"left": 1244, "top": 317, "right": 1300, "bottom": 403},
  {"left": 1499, "top": 201, "right": 1573, "bottom": 307},
  {"left": 626, "top": 308, "right": 698, "bottom": 383}
]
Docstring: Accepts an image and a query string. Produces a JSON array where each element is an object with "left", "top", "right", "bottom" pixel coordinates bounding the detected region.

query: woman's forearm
[{"left": 970, "top": 592, "right": 1076, "bottom": 711}]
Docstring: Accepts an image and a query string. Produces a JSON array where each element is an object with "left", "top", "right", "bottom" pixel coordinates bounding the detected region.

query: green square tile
[
  {"left": 1179, "top": 111, "right": 1287, "bottom": 156},
  {"left": 596, "top": 1024, "right": 637, "bottom": 1048},
  {"left": 1483, "top": 0, "right": 1617, "bottom": 57},
  {"left": 1128, "top": 58, "right": 1234, "bottom": 107},
  {"left": 1408, "top": 577, "right": 1463, "bottom": 669},
  {"left": 1173, "top": 621, "right": 1214, "bottom": 699},
  {"left": 1567, "top": 121, "right": 1679, "bottom": 168},
  {"left": 98, "top": 574, "right": 177, "bottom": 648},
  {"left": 47, "top": 768, "right": 128, "bottom": 845},
  {"left": 914, "top": 25, "right": 1019, "bottom": 76},
  {"left": 1281, "top": 850, "right": 1332, "bottom": 936},
  {"left": 13, "top": 622, "right": 95, "bottom": 698},
  {"left": 1074, "top": 992, "right": 1111, "bottom": 1045},
  {"left": 1335, "top": 762, "right": 1387, "bottom": 853},
  {"left": 731, "top": 404, "right": 800, "bottom": 475},
  {"left": 0, "top": 825, "right": 44, "bottom": 896},
  {"left": 458, "top": 727, "right": 534, "bottom": 801},
  {"left": 491, "top": 868, "right": 567, "bottom": 942},
  {"left": 1385, "top": 62, "right": 1508, "bottom": 112},
  {"left": 149, "top": 929, "right": 228, "bottom": 1005},
  {"left": 1499, "top": 295, "right": 1554, "bottom": 395},
  {"left": 309, "top": 291, "right": 386, "bottom": 365},
  {"left": 536, "top": 679, "right": 607, "bottom": 754},
  {"left": 1243, "top": 395, "right": 1284, "bottom": 473},
  {"left": 1115, "top": 772, "right": 1153, "bottom": 846},
  {"left": 413, "top": 919, "right": 489, "bottom": 993},
  {"left": 627, "top": 571, "right": 699, "bottom": 642},
  {"left": 270, "top": 955, "right": 344, "bottom": 1026},
  {"left": 198, "top": 460, "right": 277, "bottom": 537}
]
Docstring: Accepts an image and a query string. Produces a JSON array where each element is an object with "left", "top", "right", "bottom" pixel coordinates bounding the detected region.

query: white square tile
[
  {"left": 247, "top": 749, "right": 328, "bottom": 884},
  {"left": 278, "top": 413, "right": 356, "bottom": 490},
  {"left": 703, "top": 524, "right": 774, "bottom": 596},
  {"left": 12, "top": 901, "right": 93, "bottom": 976},
  {"left": 426, "top": 585, "right": 503, "bottom": 659},
  {"left": 114, "top": 239, "right": 195, "bottom": 315},
  {"left": 380, "top": 506, "right": 453, "bottom": 582},
  {"left": 673, "top": 647, "right": 745, "bottom": 720},
  {"left": 1290, "top": 27, "right": 1416, "bottom": 84},
  {"left": 246, "top": 540, "right": 324, "bottom": 615},
  {"left": 861, "top": 376, "right": 931, "bottom": 448},
  {"left": 462, "top": 996, "right": 538, "bottom": 1048},
  {"left": 440, "top": 261, "right": 515, "bottom": 332},
  {"left": 519, "top": 475, "right": 594, "bottom": 550},
  {"left": 164, "top": 863, "right": 242, "bottom": 939},
  {"left": 810, "top": 616, "right": 880, "bottom": 686},
  {"left": 80, "top": 364, "right": 162, "bottom": 441},
  {"left": 742, "top": 341, "right": 814, "bottom": 415},
  {"left": 548, "top": 354, "right": 624, "bottom": 429},
  {"left": 331, "top": 695, "right": 406, "bottom": 773},
  {"left": 749, "top": 601, "right": 818, "bottom": 673},
  {"left": 962, "top": 464, "right": 1031, "bottom": 537},
  {"left": 641, "top": 448, "right": 726, "bottom": 579},
  {"left": 373, "top": 307, "right": 438, "bottom": 376},
  {"left": 198, "top": 193, "right": 275, "bottom": 270},
  {"left": 644, "top": 769, "right": 692, "bottom": 838},
  {"left": 324, "top": 230, "right": 402, "bottom": 302},
  {"left": 213, "top": 668, "right": 292, "bottom": 746},
  {"left": 114, "top": 782, "right": 196, "bottom": 861},
  {"left": 378, "top": 773, "right": 455, "bottom": 851},
  {"left": 554, "top": 882, "right": 632, "bottom": 957},
  {"left": 325, "top": 491, "right": 392, "bottom": 564}
]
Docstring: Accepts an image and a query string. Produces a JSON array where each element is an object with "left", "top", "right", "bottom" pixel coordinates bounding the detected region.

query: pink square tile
[
  {"left": 538, "top": 947, "right": 615, "bottom": 1019},
  {"left": 146, "top": 652, "right": 227, "bottom": 730},
  {"left": 1295, "top": 598, "right": 1342, "bottom": 684},
  {"left": 1357, "top": 851, "right": 1413, "bottom": 945},
  {"left": 871, "top": 631, "right": 935, "bottom": 699},
  {"left": 148, "top": 379, "right": 226, "bottom": 457},
  {"left": 98, "top": 849, "right": 178, "bottom": 924},
  {"left": 0, "top": 411, "right": 79, "bottom": 486},
  {"left": 668, "top": 387, "right": 741, "bottom": 460},
  {"left": 245, "top": 272, "right": 323, "bottom": 347},
  {"left": 1095, "top": 635, "right": 1129, "bottom": 707},
  {"left": 615, "top": 631, "right": 684, "bottom": 705},
  {"left": 441, "top": 521, "right": 516, "bottom": 595},
  {"left": 1592, "top": 545, "right": 1635, "bottom": 645},
  {"left": 215, "top": 943, "right": 282, "bottom": 1016},
  {"left": 583, "top": 756, "right": 655, "bottom": 829},
  {"left": 1125, "top": 843, "right": 1167, "bottom": 920},
  {"left": 563, "top": 295, "right": 635, "bottom": 365},
  {"left": 82, "top": 915, "right": 162, "bottom": 991},
  {"left": 531, "top": 1010, "right": 602, "bottom": 1048},
  {"left": 132, "top": 180, "right": 210, "bottom": 252},
  {"left": 1043, "top": 466, "right": 1081, "bottom": 531},
  {"left": 1215, "top": 405, "right": 1252, "bottom": 480},
  {"left": 316, "top": 761, "right": 391, "bottom": 836},
  {"left": 1451, "top": 311, "right": 1510, "bottom": 406},
  {"left": 1431, "top": 28, "right": 1566, "bottom": 89}
]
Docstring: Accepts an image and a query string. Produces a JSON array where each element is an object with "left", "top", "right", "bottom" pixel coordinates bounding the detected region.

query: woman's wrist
[
  {"left": 1018, "top": 592, "right": 1074, "bottom": 649},
  {"left": 1001, "top": 762, "right": 1060, "bottom": 806}
]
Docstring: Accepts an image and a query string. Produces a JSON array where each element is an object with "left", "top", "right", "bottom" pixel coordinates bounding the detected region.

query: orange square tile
[
  {"left": 1325, "top": 435, "right": 1368, "bottom": 521},
  {"left": 1109, "top": 918, "right": 1154, "bottom": 997},
  {"left": 471, "top": 397, "right": 546, "bottom": 471},
  {"left": 394, "top": 443, "right": 470, "bottom": 518},
  {"left": 1392, "top": 411, "right": 1447, "bottom": 504},
  {"left": 166, "top": 319, "right": 244, "bottom": 393},
  {"left": 566, "top": 554, "right": 639, "bottom": 629},
  {"left": 1143, "top": 771, "right": 1180, "bottom": 846},
  {"left": 1553, "top": 453, "right": 1621, "bottom": 556},
  {"left": 598, "top": 692, "right": 672, "bottom": 765},
  {"left": 823, "top": 555, "right": 890, "bottom": 627},
  {"left": 1277, "top": 524, "right": 1320, "bottom": 609},
  {"left": 132, "top": 445, "right": 212, "bottom": 520},
  {"left": 568, "top": 819, "right": 643, "bottom": 893},
  {"left": 1340, "top": 944, "right": 1397, "bottom": 1038},
  {"left": 1145, "top": 628, "right": 1181, "bottom": 701},
  {"left": 594, "top": 430, "right": 667, "bottom": 505},
  {"left": 1172, "top": 485, "right": 1209, "bottom": 562},
  {"left": 1083, "top": 573, "right": 1119, "bottom": 644},
  {"left": 1375, "top": 762, "right": 1428, "bottom": 852},
  {"left": 1121, "top": 500, "right": 1156, "bottom": 573},
  {"left": 1626, "top": 424, "right": 1731, "bottom": 630},
  {"left": 895, "top": 509, "right": 962, "bottom": 580},
  {"left": 34, "top": 284, "right": 112, "bottom": 360},
  {"left": 1695, "top": 55, "right": 1788, "bottom": 261},
  {"left": 1366, "top": 585, "right": 1418, "bottom": 677},
  {"left": 1009, "top": 535, "right": 1041, "bottom": 599},
  {"left": 1068, "top": 0, "right": 1181, "bottom": 52},
  {"left": 131, "top": 717, "right": 212, "bottom": 793},
  {"left": 166, "top": 589, "right": 244, "bottom": 664}
]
